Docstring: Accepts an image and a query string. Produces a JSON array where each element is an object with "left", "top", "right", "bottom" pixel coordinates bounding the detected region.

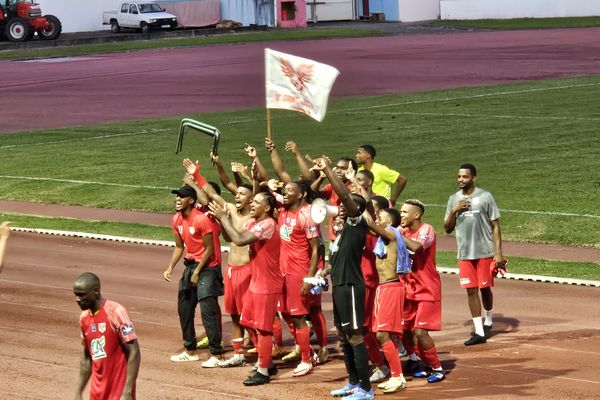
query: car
[{"left": 103, "top": 0, "right": 177, "bottom": 33}]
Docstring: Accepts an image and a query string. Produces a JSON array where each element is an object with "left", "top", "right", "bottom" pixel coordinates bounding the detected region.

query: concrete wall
[
  {"left": 36, "top": 0, "right": 121, "bottom": 33},
  {"left": 369, "top": 0, "right": 439, "bottom": 21},
  {"left": 441, "top": 0, "right": 600, "bottom": 19}
]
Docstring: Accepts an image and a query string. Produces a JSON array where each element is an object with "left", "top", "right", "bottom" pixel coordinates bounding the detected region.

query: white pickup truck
[{"left": 103, "top": 0, "right": 178, "bottom": 33}]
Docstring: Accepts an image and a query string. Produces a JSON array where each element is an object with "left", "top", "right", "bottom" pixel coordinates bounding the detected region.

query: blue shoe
[
  {"left": 427, "top": 370, "right": 446, "bottom": 383},
  {"left": 342, "top": 387, "right": 374, "bottom": 400},
  {"left": 330, "top": 383, "right": 358, "bottom": 397},
  {"left": 413, "top": 370, "right": 430, "bottom": 378}
]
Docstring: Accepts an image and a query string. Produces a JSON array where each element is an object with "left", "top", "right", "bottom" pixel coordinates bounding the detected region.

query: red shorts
[
  {"left": 403, "top": 299, "right": 441, "bottom": 331},
  {"left": 281, "top": 274, "right": 311, "bottom": 316},
  {"left": 459, "top": 257, "right": 494, "bottom": 289},
  {"left": 371, "top": 281, "right": 405, "bottom": 334},
  {"left": 240, "top": 292, "right": 280, "bottom": 333},
  {"left": 224, "top": 263, "right": 251, "bottom": 315},
  {"left": 363, "top": 285, "right": 376, "bottom": 328}
]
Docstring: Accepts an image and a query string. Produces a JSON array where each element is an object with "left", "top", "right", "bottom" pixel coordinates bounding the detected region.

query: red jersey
[
  {"left": 79, "top": 299, "right": 137, "bottom": 400},
  {"left": 172, "top": 208, "right": 218, "bottom": 267},
  {"left": 278, "top": 204, "right": 320, "bottom": 276},
  {"left": 197, "top": 204, "right": 222, "bottom": 267},
  {"left": 244, "top": 217, "right": 283, "bottom": 294},
  {"left": 361, "top": 233, "right": 379, "bottom": 288},
  {"left": 401, "top": 223, "right": 441, "bottom": 302}
]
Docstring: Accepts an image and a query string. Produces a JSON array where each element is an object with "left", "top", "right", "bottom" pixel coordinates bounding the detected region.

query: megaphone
[{"left": 310, "top": 198, "right": 339, "bottom": 224}]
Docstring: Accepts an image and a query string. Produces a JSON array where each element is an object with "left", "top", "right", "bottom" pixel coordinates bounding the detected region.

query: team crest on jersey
[
  {"left": 280, "top": 225, "right": 292, "bottom": 241},
  {"left": 91, "top": 324, "right": 96, "bottom": 333},
  {"left": 308, "top": 225, "right": 317, "bottom": 233},
  {"left": 189, "top": 227, "right": 196, "bottom": 235},
  {"left": 98, "top": 322, "right": 106, "bottom": 333},
  {"left": 178, "top": 226, "right": 183, "bottom": 235},
  {"left": 121, "top": 324, "right": 135, "bottom": 335}
]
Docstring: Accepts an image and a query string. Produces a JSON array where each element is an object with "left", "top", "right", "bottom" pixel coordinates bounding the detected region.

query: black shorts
[{"left": 333, "top": 283, "right": 365, "bottom": 332}]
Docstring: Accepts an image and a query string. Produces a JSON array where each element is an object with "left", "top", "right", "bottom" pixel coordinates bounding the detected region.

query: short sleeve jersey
[
  {"left": 360, "top": 162, "right": 400, "bottom": 199},
  {"left": 244, "top": 217, "right": 283, "bottom": 294},
  {"left": 329, "top": 216, "right": 368, "bottom": 287},
  {"left": 79, "top": 299, "right": 137, "bottom": 400},
  {"left": 444, "top": 187, "right": 501, "bottom": 260},
  {"left": 278, "top": 204, "right": 320, "bottom": 276},
  {"left": 172, "top": 208, "right": 218, "bottom": 267},
  {"left": 360, "top": 233, "right": 379, "bottom": 288},
  {"left": 401, "top": 223, "right": 441, "bottom": 302}
]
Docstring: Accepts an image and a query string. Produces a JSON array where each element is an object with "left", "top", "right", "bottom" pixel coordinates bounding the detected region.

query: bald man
[{"left": 73, "top": 272, "right": 141, "bottom": 400}]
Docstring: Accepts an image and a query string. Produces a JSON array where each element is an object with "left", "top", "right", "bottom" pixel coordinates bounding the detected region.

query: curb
[{"left": 12, "top": 226, "right": 600, "bottom": 288}]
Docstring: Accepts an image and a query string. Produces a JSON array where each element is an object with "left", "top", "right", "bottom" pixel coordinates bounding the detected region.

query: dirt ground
[{"left": 1, "top": 231, "right": 599, "bottom": 399}]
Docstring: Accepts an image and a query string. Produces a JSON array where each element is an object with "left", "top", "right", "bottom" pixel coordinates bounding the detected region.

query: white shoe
[
  {"left": 170, "top": 351, "right": 200, "bottom": 362},
  {"left": 292, "top": 361, "right": 313, "bottom": 377},
  {"left": 220, "top": 354, "right": 246, "bottom": 368},
  {"left": 379, "top": 377, "right": 407, "bottom": 393},
  {"left": 369, "top": 365, "right": 390, "bottom": 383},
  {"left": 201, "top": 356, "right": 223, "bottom": 368}
]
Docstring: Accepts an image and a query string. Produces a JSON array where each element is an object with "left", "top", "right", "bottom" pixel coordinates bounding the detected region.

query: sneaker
[
  {"left": 292, "top": 361, "right": 313, "bottom": 377},
  {"left": 196, "top": 337, "right": 209, "bottom": 349},
  {"left": 464, "top": 334, "right": 486, "bottom": 346},
  {"left": 483, "top": 324, "right": 492, "bottom": 337},
  {"left": 413, "top": 368, "right": 431, "bottom": 378},
  {"left": 282, "top": 348, "right": 301, "bottom": 362},
  {"left": 381, "top": 377, "right": 407, "bottom": 394},
  {"left": 342, "top": 387, "right": 374, "bottom": 400},
  {"left": 201, "top": 356, "right": 223, "bottom": 368},
  {"left": 248, "top": 362, "right": 278, "bottom": 377},
  {"left": 196, "top": 337, "right": 224, "bottom": 349},
  {"left": 427, "top": 370, "right": 446, "bottom": 383},
  {"left": 403, "top": 359, "right": 421, "bottom": 375},
  {"left": 271, "top": 343, "right": 285, "bottom": 359},
  {"left": 247, "top": 347, "right": 258, "bottom": 354},
  {"left": 170, "top": 351, "right": 200, "bottom": 362},
  {"left": 331, "top": 383, "right": 359, "bottom": 397},
  {"left": 369, "top": 365, "right": 390, "bottom": 383},
  {"left": 220, "top": 354, "right": 246, "bottom": 368},
  {"left": 317, "top": 347, "right": 330, "bottom": 364},
  {"left": 243, "top": 371, "right": 270, "bottom": 386}
]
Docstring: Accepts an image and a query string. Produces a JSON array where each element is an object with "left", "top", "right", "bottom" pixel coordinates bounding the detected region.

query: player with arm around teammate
[
  {"left": 209, "top": 192, "right": 282, "bottom": 386},
  {"left": 73, "top": 272, "right": 140, "bottom": 400}
]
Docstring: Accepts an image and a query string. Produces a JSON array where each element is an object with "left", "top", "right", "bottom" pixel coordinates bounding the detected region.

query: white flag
[{"left": 265, "top": 48, "right": 340, "bottom": 122}]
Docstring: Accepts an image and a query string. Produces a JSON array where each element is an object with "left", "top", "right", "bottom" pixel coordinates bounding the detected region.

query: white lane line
[
  {"left": 364, "top": 110, "right": 600, "bottom": 122},
  {"left": 425, "top": 203, "right": 600, "bottom": 220},
  {"left": 0, "top": 176, "right": 171, "bottom": 190},
  {"left": 0, "top": 128, "right": 170, "bottom": 150},
  {"left": 336, "top": 81, "right": 600, "bottom": 112}
]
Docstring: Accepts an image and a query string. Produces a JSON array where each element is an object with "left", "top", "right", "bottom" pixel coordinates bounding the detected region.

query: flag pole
[{"left": 266, "top": 108, "right": 272, "bottom": 140}]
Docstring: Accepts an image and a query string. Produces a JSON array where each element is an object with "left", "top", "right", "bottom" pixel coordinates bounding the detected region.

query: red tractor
[{"left": 0, "top": 0, "right": 61, "bottom": 42}]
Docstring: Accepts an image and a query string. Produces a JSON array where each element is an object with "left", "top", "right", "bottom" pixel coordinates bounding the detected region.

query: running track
[
  {"left": 1, "top": 28, "right": 600, "bottom": 134},
  {"left": 1, "top": 231, "right": 599, "bottom": 399}
]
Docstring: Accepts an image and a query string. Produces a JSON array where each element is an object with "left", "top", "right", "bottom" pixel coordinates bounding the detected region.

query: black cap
[{"left": 171, "top": 184, "right": 197, "bottom": 200}]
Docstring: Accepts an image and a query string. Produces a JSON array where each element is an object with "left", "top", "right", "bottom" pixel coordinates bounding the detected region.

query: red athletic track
[
  {"left": 2, "top": 28, "right": 600, "bottom": 134},
  {"left": 1, "top": 232, "right": 599, "bottom": 399}
]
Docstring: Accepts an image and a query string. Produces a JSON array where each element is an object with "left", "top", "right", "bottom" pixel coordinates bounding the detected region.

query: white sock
[
  {"left": 408, "top": 352, "right": 418, "bottom": 361},
  {"left": 257, "top": 367, "right": 268, "bottom": 376},
  {"left": 484, "top": 310, "right": 493, "bottom": 326},
  {"left": 473, "top": 317, "right": 485, "bottom": 336}
]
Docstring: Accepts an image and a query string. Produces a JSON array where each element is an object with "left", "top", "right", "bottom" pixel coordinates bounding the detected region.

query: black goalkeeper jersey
[{"left": 329, "top": 216, "right": 367, "bottom": 287}]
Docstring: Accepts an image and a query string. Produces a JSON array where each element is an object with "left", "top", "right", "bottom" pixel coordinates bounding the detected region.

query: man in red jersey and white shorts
[
  {"left": 74, "top": 272, "right": 140, "bottom": 400},
  {"left": 210, "top": 191, "right": 282, "bottom": 386},
  {"left": 401, "top": 199, "right": 445, "bottom": 383}
]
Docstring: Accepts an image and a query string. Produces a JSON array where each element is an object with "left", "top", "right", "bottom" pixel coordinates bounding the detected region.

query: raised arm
[
  {"left": 285, "top": 141, "right": 314, "bottom": 182},
  {"left": 265, "top": 138, "right": 292, "bottom": 184},
  {"left": 208, "top": 201, "right": 258, "bottom": 246},
  {"left": 210, "top": 153, "right": 238, "bottom": 195},
  {"left": 314, "top": 157, "right": 359, "bottom": 217},
  {"left": 183, "top": 158, "right": 226, "bottom": 207},
  {"left": 244, "top": 143, "right": 270, "bottom": 182}
]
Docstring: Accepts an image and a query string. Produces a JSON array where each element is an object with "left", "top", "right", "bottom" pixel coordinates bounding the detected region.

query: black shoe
[
  {"left": 403, "top": 359, "right": 421, "bottom": 375},
  {"left": 247, "top": 364, "right": 278, "bottom": 378},
  {"left": 483, "top": 324, "right": 492, "bottom": 337},
  {"left": 464, "top": 334, "right": 486, "bottom": 346},
  {"left": 243, "top": 371, "right": 270, "bottom": 386}
]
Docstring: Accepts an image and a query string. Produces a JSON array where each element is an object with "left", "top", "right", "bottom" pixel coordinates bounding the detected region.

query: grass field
[
  {"left": 0, "top": 28, "right": 383, "bottom": 61},
  {"left": 432, "top": 16, "right": 600, "bottom": 30},
  {"left": 1, "top": 75, "right": 599, "bottom": 248}
]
